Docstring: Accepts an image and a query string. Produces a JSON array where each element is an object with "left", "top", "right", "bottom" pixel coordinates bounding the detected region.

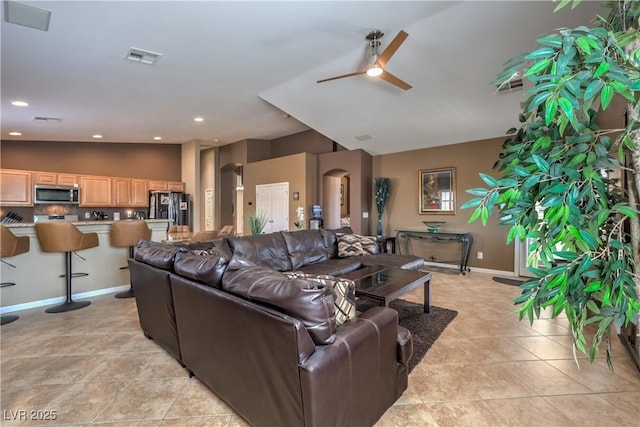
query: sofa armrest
[
  {"left": 397, "top": 326, "right": 413, "bottom": 366},
  {"left": 298, "top": 306, "right": 409, "bottom": 427}
]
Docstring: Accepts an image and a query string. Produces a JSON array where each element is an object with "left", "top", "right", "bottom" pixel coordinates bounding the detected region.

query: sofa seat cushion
[
  {"left": 227, "top": 233, "right": 292, "bottom": 271},
  {"left": 298, "top": 258, "right": 362, "bottom": 276},
  {"left": 222, "top": 265, "right": 336, "bottom": 345},
  {"left": 284, "top": 272, "right": 356, "bottom": 326},
  {"left": 359, "top": 253, "right": 425, "bottom": 270},
  {"left": 134, "top": 240, "right": 180, "bottom": 271},
  {"left": 173, "top": 247, "right": 230, "bottom": 288},
  {"left": 281, "top": 230, "right": 329, "bottom": 269}
]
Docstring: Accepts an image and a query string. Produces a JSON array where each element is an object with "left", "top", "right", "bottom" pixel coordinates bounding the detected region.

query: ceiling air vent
[
  {"left": 496, "top": 78, "right": 524, "bottom": 94},
  {"left": 125, "top": 47, "right": 162, "bottom": 65},
  {"left": 354, "top": 134, "right": 373, "bottom": 141},
  {"left": 33, "top": 116, "right": 62, "bottom": 123}
]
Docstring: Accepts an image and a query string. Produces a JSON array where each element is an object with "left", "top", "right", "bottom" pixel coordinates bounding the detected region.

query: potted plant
[
  {"left": 247, "top": 208, "right": 268, "bottom": 235},
  {"left": 463, "top": 0, "right": 640, "bottom": 368},
  {"left": 375, "top": 177, "right": 391, "bottom": 237}
]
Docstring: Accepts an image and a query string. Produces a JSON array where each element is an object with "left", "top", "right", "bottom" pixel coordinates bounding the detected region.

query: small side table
[{"left": 375, "top": 236, "right": 396, "bottom": 254}]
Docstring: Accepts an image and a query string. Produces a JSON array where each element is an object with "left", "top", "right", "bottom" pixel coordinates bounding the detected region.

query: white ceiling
[{"left": 1, "top": 0, "right": 602, "bottom": 155}]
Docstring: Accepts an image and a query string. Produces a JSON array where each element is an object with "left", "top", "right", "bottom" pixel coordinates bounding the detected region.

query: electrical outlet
[{"left": 477, "top": 251, "right": 484, "bottom": 260}]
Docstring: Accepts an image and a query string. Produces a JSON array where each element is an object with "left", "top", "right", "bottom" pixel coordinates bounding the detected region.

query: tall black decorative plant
[{"left": 375, "top": 177, "right": 391, "bottom": 237}]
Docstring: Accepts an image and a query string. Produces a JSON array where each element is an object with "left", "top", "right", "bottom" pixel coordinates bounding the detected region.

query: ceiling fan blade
[
  {"left": 377, "top": 30, "right": 408, "bottom": 68},
  {"left": 380, "top": 70, "right": 412, "bottom": 90},
  {"left": 317, "top": 70, "right": 367, "bottom": 84}
]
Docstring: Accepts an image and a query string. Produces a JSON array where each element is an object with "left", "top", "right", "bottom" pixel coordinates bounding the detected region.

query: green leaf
[
  {"left": 545, "top": 99, "right": 558, "bottom": 125},
  {"left": 536, "top": 35, "right": 563, "bottom": 48},
  {"left": 601, "top": 85, "right": 614, "bottom": 110},
  {"left": 524, "top": 59, "right": 551, "bottom": 77},
  {"left": 467, "top": 207, "right": 482, "bottom": 223},
  {"left": 593, "top": 61, "right": 610, "bottom": 79},
  {"left": 460, "top": 198, "right": 483, "bottom": 210},
  {"left": 579, "top": 229, "right": 599, "bottom": 250},
  {"left": 630, "top": 80, "right": 640, "bottom": 91},
  {"left": 532, "top": 154, "right": 550, "bottom": 173},
  {"left": 466, "top": 188, "right": 489, "bottom": 196},
  {"left": 558, "top": 97, "right": 574, "bottom": 122},
  {"left": 479, "top": 173, "right": 498, "bottom": 187},
  {"left": 584, "top": 80, "right": 604, "bottom": 101},
  {"left": 526, "top": 48, "right": 556, "bottom": 59}
]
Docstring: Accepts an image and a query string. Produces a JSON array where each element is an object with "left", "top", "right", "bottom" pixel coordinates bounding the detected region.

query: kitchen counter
[{"left": 1, "top": 219, "right": 170, "bottom": 312}]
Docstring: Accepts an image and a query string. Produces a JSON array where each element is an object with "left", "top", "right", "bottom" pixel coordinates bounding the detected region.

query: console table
[{"left": 396, "top": 229, "right": 473, "bottom": 275}]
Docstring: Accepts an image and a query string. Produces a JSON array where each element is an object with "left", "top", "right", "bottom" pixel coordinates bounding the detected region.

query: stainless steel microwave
[{"left": 33, "top": 184, "right": 80, "bottom": 205}]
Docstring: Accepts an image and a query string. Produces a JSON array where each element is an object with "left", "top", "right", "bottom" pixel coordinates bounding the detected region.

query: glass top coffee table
[{"left": 341, "top": 265, "right": 432, "bottom": 313}]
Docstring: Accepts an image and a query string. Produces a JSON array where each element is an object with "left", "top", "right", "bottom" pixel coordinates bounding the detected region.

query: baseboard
[
  {"left": 422, "top": 261, "right": 516, "bottom": 277},
  {"left": 0, "top": 284, "right": 130, "bottom": 314}
]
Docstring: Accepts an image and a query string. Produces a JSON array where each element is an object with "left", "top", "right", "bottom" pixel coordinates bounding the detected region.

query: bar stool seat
[
  {"left": 35, "top": 222, "right": 99, "bottom": 313},
  {"left": 1, "top": 225, "right": 30, "bottom": 325},
  {"left": 110, "top": 220, "right": 151, "bottom": 298}
]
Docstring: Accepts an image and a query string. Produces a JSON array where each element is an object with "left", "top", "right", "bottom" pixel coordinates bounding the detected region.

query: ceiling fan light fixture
[{"left": 367, "top": 64, "right": 383, "bottom": 77}]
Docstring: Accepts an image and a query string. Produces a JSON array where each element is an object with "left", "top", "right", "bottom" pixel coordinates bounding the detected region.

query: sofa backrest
[
  {"left": 319, "top": 227, "right": 353, "bottom": 258},
  {"left": 227, "top": 232, "right": 292, "bottom": 271},
  {"left": 281, "top": 230, "right": 329, "bottom": 270},
  {"left": 135, "top": 240, "right": 181, "bottom": 271}
]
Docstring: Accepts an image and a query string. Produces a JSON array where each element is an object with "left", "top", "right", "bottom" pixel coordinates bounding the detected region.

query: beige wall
[
  {"left": 373, "top": 137, "right": 512, "bottom": 272},
  {"left": 0, "top": 140, "right": 181, "bottom": 180},
  {"left": 271, "top": 129, "right": 345, "bottom": 158},
  {"left": 243, "top": 152, "right": 317, "bottom": 232}
]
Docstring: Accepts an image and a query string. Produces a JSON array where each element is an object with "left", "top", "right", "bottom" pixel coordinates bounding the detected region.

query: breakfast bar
[{"left": 0, "top": 219, "right": 169, "bottom": 312}]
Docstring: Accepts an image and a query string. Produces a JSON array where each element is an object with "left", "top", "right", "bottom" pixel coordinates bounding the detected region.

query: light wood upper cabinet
[
  {"left": 167, "top": 181, "right": 185, "bottom": 192},
  {"left": 79, "top": 175, "right": 112, "bottom": 207},
  {"left": 32, "top": 172, "right": 78, "bottom": 186},
  {"left": 0, "top": 170, "right": 32, "bottom": 206},
  {"left": 148, "top": 180, "right": 168, "bottom": 191},
  {"left": 131, "top": 179, "right": 149, "bottom": 207},
  {"left": 111, "top": 178, "right": 132, "bottom": 207},
  {"left": 57, "top": 174, "right": 78, "bottom": 186},
  {"left": 32, "top": 172, "right": 57, "bottom": 185}
]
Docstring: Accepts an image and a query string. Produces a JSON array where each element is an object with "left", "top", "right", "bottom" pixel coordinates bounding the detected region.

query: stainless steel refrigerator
[{"left": 148, "top": 191, "right": 191, "bottom": 230}]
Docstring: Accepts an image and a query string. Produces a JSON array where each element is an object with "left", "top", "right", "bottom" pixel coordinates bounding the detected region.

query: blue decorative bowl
[{"left": 423, "top": 221, "right": 445, "bottom": 232}]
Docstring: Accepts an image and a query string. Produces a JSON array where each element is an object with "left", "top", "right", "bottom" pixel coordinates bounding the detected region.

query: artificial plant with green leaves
[
  {"left": 462, "top": 0, "right": 640, "bottom": 367},
  {"left": 247, "top": 208, "right": 269, "bottom": 235}
]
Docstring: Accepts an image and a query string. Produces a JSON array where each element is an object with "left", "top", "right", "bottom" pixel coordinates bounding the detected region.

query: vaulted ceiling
[{"left": 1, "top": 1, "right": 602, "bottom": 155}]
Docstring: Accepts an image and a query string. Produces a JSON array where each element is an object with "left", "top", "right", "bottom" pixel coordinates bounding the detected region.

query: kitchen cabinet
[
  {"left": 32, "top": 172, "right": 57, "bottom": 185},
  {"left": 0, "top": 170, "right": 32, "bottom": 206},
  {"left": 79, "top": 175, "right": 112, "bottom": 207},
  {"left": 167, "top": 181, "right": 185, "bottom": 192},
  {"left": 148, "top": 180, "right": 167, "bottom": 191},
  {"left": 32, "top": 172, "right": 78, "bottom": 186},
  {"left": 131, "top": 179, "right": 149, "bottom": 206},
  {"left": 112, "top": 178, "right": 132, "bottom": 207}
]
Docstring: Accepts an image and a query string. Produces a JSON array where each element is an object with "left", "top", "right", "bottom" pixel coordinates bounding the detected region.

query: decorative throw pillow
[
  {"left": 358, "top": 235, "right": 378, "bottom": 256},
  {"left": 336, "top": 233, "right": 363, "bottom": 257},
  {"left": 284, "top": 272, "right": 356, "bottom": 326}
]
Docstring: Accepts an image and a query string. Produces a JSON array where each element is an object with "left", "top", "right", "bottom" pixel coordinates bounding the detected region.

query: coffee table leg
[{"left": 423, "top": 278, "right": 431, "bottom": 313}]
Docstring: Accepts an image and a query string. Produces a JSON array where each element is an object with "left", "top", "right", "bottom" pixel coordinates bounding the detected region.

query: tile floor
[{"left": 1, "top": 271, "right": 639, "bottom": 426}]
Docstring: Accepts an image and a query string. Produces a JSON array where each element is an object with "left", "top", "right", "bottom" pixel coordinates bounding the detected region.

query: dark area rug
[
  {"left": 358, "top": 299, "right": 458, "bottom": 372},
  {"left": 492, "top": 276, "right": 526, "bottom": 286}
]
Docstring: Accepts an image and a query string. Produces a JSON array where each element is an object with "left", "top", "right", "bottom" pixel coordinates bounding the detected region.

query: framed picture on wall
[{"left": 419, "top": 167, "right": 456, "bottom": 214}]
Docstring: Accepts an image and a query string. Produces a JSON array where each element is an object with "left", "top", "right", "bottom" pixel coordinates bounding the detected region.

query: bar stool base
[
  {"left": 1, "top": 314, "right": 19, "bottom": 325},
  {"left": 46, "top": 300, "right": 91, "bottom": 313}
]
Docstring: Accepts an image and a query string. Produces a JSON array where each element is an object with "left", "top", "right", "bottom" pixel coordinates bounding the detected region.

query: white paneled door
[{"left": 256, "top": 182, "right": 289, "bottom": 234}]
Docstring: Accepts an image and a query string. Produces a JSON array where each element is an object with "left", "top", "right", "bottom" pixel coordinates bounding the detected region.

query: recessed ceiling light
[
  {"left": 9, "top": 131, "right": 22, "bottom": 136},
  {"left": 153, "top": 136, "right": 162, "bottom": 141},
  {"left": 194, "top": 116, "right": 204, "bottom": 122},
  {"left": 11, "top": 100, "right": 28, "bottom": 107},
  {"left": 92, "top": 134, "right": 103, "bottom": 139}
]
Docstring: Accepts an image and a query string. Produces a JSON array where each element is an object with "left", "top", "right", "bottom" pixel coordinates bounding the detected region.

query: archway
[{"left": 220, "top": 163, "right": 243, "bottom": 234}]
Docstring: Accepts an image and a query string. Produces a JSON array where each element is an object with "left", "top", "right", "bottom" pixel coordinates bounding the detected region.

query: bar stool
[
  {"left": 219, "top": 225, "right": 234, "bottom": 237},
  {"left": 35, "top": 222, "right": 98, "bottom": 313},
  {"left": 110, "top": 220, "right": 151, "bottom": 298},
  {"left": 0, "top": 225, "right": 30, "bottom": 325}
]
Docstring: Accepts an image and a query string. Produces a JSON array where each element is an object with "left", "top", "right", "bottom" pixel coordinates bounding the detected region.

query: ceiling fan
[{"left": 317, "top": 30, "right": 412, "bottom": 91}]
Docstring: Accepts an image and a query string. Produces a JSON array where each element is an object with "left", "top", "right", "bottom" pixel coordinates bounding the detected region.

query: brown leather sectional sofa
[{"left": 129, "top": 227, "right": 424, "bottom": 426}]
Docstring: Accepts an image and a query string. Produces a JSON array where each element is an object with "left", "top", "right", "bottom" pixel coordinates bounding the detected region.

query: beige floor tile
[
  {"left": 160, "top": 416, "right": 231, "bottom": 427},
  {"left": 485, "top": 396, "right": 579, "bottom": 427},
  {"left": 91, "top": 421, "right": 161, "bottom": 427},
  {"left": 547, "top": 358, "right": 640, "bottom": 393},
  {"left": 426, "top": 400, "right": 510, "bottom": 427},
  {"left": 544, "top": 393, "right": 640, "bottom": 426},
  {"left": 164, "top": 378, "right": 232, "bottom": 418},
  {"left": 0, "top": 384, "right": 72, "bottom": 427},
  {"left": 500, "top": 360, "right": 592, "bottom": 396},
  {"left": 1, "top": 355, "right": 104, "bottom": 388},
  {"left": 410, "top": 363, "right": 484, "bottom": 402},
  {"left": 93, "top": 378, "right": 188, "bottom": 422},
  {"left": 511, "top": 335, "right": 578, "bottom": 360},
  {"left": 374, "top": 403, "right": 438, "bottom": 427}
]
